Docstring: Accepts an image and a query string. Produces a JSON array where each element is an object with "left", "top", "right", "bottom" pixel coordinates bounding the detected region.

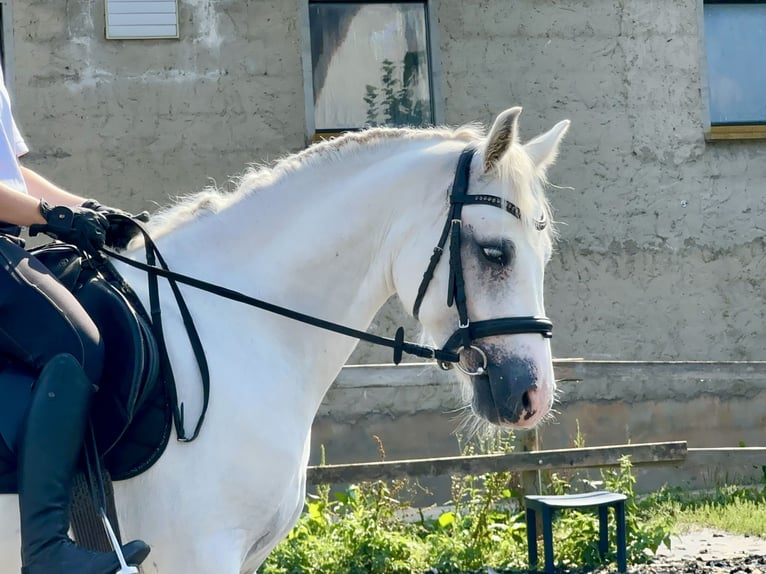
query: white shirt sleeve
[{"left": 12, "top": 118, "right": 28, "bottom": 158}]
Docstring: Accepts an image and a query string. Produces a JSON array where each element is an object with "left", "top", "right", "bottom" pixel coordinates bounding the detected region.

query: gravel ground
[{"left": 479, "top": 528, "right": 766, "bottom": 574}]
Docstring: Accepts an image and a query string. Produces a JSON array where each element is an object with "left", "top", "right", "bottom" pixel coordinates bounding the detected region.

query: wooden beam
[
  {"left": 307, "top": 441, "right": 687, "bottom": 485},
  {"left": 705, "top": 124, "right": 766, "bottom": 141}
]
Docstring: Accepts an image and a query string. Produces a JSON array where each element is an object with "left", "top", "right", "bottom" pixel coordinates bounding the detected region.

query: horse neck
[{"left": 119, "top": 137, "right": 460, "bottom": 415}]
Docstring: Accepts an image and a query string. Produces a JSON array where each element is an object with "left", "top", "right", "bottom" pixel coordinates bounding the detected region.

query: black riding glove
[
  {"left": 31, "top": 200, "right": 109, "bottom": 256},
  {"left": 80, "top": 199, "right": 150, "bottom": 249}
]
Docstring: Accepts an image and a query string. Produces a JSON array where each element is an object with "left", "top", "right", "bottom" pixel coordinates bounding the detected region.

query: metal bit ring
[{"left": 455, "top": 345, "right": 487, "bottom": 376}]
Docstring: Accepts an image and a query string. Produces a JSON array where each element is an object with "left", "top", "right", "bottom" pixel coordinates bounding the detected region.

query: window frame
[
  {"left": 0, "top": 1, "right": 15, "bottom": 96},
  {"left": 300, "top": 0, "right": 444, "bottom": 143},
  {"left": 701, "top": 0, "right": 766, "bottom": 141}
]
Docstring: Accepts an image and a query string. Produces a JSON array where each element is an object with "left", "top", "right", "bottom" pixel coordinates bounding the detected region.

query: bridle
[
  {"left": 99, "top": 144, "right": 552, "bottom": 441},
  {"left": 411, "top": 145, "right": 553, "bottom": 376}
]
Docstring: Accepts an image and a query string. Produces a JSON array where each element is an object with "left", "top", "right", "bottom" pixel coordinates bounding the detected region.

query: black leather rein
[{"left": 412, "top": 146, "right": 553, "bottom": 374}]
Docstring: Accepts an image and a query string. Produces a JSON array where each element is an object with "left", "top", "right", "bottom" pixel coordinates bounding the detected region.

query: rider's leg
[
  {"left": 0, "top": 237, "right": 150, "bottom": 573},
  {"left": 18, "top": 354, "right": 150, "bottom": 574},
  {"left": 0, "top": 235, "right": 102, "bottom": 380}
]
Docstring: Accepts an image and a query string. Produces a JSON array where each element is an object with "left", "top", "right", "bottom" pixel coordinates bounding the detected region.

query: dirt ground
[
  {"left": 641, "top": 527, "right": 766, "bottom": 573},
  {"left": 493, "top": 528, "right": 766, "bottom": 573}
]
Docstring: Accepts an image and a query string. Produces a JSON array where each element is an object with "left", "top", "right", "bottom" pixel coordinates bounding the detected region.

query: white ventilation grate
[{"left": 105, "top": 0, "right": 179, "bottom": 40}]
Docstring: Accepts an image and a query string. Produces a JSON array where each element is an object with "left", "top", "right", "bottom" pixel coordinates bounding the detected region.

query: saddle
[{"left": 0, "top": 243, "right": 172, "bottom": 494}]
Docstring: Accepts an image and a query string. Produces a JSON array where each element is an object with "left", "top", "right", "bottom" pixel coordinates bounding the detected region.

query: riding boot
[{"left": 17, "top": 354, "right": 151, "bottom": 574}]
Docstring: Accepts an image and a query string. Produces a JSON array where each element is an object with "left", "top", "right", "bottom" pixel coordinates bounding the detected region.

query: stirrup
[{"left": 99, "top": 509, "right": 138, "bottom": 574}]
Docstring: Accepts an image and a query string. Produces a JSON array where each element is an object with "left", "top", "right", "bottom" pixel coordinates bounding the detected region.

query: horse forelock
[
  {"left": 141, "top": 122, "right": 552, "bottom": 242},
  {"left": 482, "top": 142, "right": 555, "bottom": 244}
]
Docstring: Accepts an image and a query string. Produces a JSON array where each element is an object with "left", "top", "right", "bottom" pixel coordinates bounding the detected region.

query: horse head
[{"left": 396, "top": 107, "right": 570, "bottom": 430}]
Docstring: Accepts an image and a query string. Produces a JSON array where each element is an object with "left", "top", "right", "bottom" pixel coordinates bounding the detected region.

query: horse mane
[{"left": 145, "top": 123, "right": 554, "bottom": 240}]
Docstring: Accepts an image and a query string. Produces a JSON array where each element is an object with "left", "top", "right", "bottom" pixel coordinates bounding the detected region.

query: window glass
[
  {"left": 309, "top": 2, "right": 433, "bottom": 132},
  {"left": 704, "top": 2, "right": 766, "bottom": 125}
]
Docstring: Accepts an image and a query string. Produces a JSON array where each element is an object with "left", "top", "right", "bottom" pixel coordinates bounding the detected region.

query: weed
[{"left": 260, "top": 432, "right": 677, "bottom": 574}]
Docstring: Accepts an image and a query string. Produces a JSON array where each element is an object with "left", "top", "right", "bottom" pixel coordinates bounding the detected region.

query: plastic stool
[{"left": 525, "top": 491, "right": 627, "bottom": 573}]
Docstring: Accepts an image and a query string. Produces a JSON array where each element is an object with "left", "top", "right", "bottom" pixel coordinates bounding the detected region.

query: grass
[
  {"left": 648, "top": 483, "right": 766, "bottom": 539},
  {"left": 678, "top": 499, "right": 766, "bottom": 536},
  {"left": 671, "top": 488, "right": 766, "bottom": 538}
]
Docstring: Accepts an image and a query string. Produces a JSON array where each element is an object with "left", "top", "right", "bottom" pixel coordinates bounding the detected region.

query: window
[
  {"left": 703, "top": 1, "right": 766, "bottom": 140},
  {"left": 304, "top": 1, "right": 439, "bottom": 138}
]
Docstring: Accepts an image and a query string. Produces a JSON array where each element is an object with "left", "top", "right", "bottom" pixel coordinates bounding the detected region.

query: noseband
[{"left": 412, "top": 146, "right": 553, "bottom": 376}]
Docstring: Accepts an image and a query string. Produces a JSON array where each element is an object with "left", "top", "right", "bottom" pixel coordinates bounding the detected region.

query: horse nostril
[
  {"left": 521, "top": 390, "right": 531, "bottom": 411},
  {"left": 521, "top": 390, "right": 538, "bottom": 421}
]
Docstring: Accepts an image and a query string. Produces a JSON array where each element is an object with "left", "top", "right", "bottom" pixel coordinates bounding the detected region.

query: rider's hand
[
  {"left": 80, "top": 199, "right": 150, "bottom": 249},
  {"left": 30, "top": 200, "right": 109, "bottom": 257},
  {"left": 80, "top": 199, "right": 151, "bottom": 223}
]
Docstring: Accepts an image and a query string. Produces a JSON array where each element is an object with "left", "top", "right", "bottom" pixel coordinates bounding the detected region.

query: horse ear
[
  {"left": 483, "top": 107, "right": 522, "bottom": 173},
  {"left": 524, "top": 119, "right": 570, "bottom": 172}
]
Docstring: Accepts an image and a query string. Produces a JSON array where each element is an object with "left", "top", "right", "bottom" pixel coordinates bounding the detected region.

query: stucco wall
[
  {"left": 12, "top": 0, "right": 305, "bottom": 214},
  {"left": 9, "top": 0, "right": 766, "bottom": 362}
]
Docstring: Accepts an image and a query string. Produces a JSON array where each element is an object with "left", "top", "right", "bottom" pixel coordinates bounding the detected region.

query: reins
[{"left": 101, "top": 217, "right": 460, "bottom": 442}]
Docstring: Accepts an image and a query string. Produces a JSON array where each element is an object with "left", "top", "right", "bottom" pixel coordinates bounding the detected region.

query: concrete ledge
[{"left": 313, "top": 361, "right": 766, "bottom": 495}]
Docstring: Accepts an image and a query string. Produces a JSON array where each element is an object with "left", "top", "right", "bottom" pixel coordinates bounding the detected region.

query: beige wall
[
  {"left": 9, "top": 0, "right": 766, "bottom": 362},
  {"left": 11, "top": 0, "right": 306, "bottom": 213}
]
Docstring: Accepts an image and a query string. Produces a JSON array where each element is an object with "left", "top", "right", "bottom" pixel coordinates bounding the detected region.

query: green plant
[
  {"left": 363, "top": 56, "right": 428, "bottom": 127},
  {"left": 261, "top": 479, "right": 430, "bottom": 574},
  {"left": 420, "top": 433, "right": 528, "bottom": 572},
  {"left": 260, "top": 430, "right": 677, "bottom": 574}
]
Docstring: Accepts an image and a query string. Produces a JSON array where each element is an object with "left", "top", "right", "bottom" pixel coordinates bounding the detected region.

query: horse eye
[{"left": 481, "top": 245, "right": 508, "bottom": 266}]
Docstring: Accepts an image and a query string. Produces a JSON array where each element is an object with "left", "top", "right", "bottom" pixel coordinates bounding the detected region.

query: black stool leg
[
  {"left": 598, "top": 506, "right": 608, "bottom": 559},
  {"left": 527, "top": 507, "right": 537, "bottom": 570},
  {"left": 542, "top": 507, "right": 554, "bottom": 574},
  {"left": 526, "top": 508, "right": 538, "bottom": 570},
  {"left": 616, "top": 501, "right": 627, "bottom": 573}
]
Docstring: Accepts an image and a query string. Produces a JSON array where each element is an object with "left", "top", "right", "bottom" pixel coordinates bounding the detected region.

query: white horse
[{"left": 0, "top": 107, "right": 568, "bottom": 573}]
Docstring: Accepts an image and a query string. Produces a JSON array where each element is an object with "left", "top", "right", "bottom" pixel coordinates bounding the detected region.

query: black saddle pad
[{"left": 0, "top": 244, "right": 172, "bottom": 494}]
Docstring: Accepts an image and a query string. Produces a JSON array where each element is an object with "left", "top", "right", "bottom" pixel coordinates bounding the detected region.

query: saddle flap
[
  {"left": 76, "top": 274, "right": 149, "bottom": 450},
  {"left": 0, "top": 242, "right": 173, "bottom": 489}
]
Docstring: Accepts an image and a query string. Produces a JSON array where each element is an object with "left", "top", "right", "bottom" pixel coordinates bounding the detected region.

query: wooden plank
[
  {"left": 520, "top": 428, "right": 541, "bottom": 496},
  {"left": 307, "top": 441, "right": 687, "bottom": 485},
  {"left": 705, "top": 124, "right": 766, "bottom": 141}
]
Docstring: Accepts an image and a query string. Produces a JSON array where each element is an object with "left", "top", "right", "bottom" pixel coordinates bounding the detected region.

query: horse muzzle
[{"left": 468, "top": 354, "right": 553, "bottom": 428}]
